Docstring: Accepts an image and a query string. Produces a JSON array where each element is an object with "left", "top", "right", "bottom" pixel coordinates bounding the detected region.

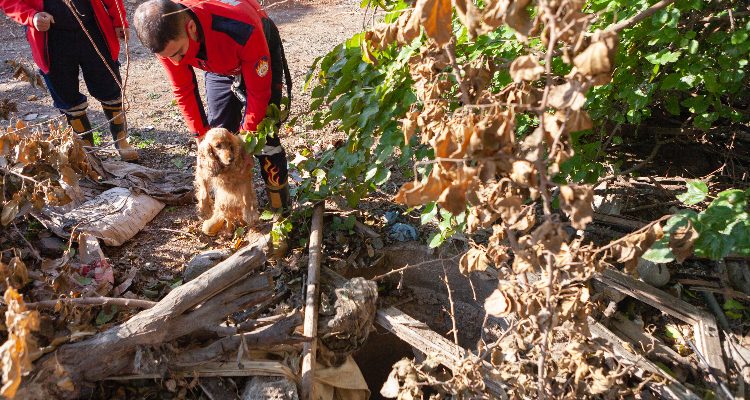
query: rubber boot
[
  {"left": 258, "top": 150, "right": 290, "bottom": 213},
  {"left": 102, "top": 103, "right": 139, "bottom": 162},
  {"left": 258, "top": 147, "right": 290, "bottom": 259},
  {"left": 65, "top": 112, "right": 94, "bottom": 146}
]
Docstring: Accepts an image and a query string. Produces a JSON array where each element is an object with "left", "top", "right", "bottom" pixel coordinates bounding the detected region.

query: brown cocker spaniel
[{"left": 195, "top": 128, "right": 259, "bottom": 236}]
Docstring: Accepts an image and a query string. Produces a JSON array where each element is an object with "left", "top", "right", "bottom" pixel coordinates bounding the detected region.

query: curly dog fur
[{"left": 195, "top": 128, "right": 259, "bottom": 236}]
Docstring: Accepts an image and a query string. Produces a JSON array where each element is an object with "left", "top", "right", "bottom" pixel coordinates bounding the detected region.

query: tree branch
[{"left": 605, "top": 0, "right": 677, "bottom": 34}]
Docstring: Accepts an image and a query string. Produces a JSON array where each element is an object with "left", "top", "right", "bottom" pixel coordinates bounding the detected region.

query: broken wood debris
[
  {"left": 588, "top": 319, "right": 700, "bottom": 400},
  {"left": 594, "top": 268, "right": 727, "bottom": 388},
  {"left": 15, "top": 238, "right": 306, "bottom": 398},
  {"left": 322, "top": 267, "right": 508, "bottom": 399}
]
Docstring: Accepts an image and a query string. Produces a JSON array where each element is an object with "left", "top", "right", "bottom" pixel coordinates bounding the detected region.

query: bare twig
[
  {"left": 597, "top": 141, "right": 664, "bottom": 184},
  {"left": 12, "top": 223, "right": 42, "bottom": 262},
  {"left": 371, "top": 254, "right": 462, "bottom": 281},
  {"left": 26, "top": 296, "right": 157, "bottom": 310},
  {"left": 0, "top": 166, "right": 41, "bottom": 184},
  {"left": 442, "top": 260, "right": 460, "bottom": 348}
]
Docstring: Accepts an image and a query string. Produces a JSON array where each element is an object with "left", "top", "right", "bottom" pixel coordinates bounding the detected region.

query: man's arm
[
  {"left": 238, "top": 24, "right": 272, "bottom": 133},
  {"left": 160, "top": 57, "right": 210, "bottom": 138},
  {"left": 0, "top": 0, "right": 40, "bottom": 27}
]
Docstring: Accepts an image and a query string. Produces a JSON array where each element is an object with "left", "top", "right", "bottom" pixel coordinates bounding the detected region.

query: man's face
[{"left": 158, "top": 35, "right": 190, "bottom": 64}]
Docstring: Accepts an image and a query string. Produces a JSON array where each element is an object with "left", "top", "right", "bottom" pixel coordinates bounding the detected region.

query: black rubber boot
[
  {"left": 103, "top": 103, "right": 139, "bottom": 162},
  {"left": 257, "top": 149, "right": 290, "bottom": 213},
  {"left": 65, "top": 112, "right": 94, "bottom": 145}
]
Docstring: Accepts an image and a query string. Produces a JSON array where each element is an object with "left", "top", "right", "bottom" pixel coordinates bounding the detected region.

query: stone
[
  {"left": 242, "top": 376, "right": 298, "bottom": 400},
  {"left": 389, "top": 223, "right": 418, "bottom": 242},
  {"left": 183, "top": 249, "right": 232, "bottom": 282},
  {"left": 38, "top": 236, "right": 66, "bottom": 258},
  {"left": 637, "top": 258, "right": 671, "bottom": 288}
]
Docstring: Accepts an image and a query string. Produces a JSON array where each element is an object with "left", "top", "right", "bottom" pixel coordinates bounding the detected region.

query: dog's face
[{"left": 199, "top": 128, "right": 242, "bottom": 175}]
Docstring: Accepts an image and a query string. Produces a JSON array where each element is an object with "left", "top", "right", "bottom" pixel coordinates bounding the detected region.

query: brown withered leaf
[
  {"left": 487, "top": 243, "right": 510, "bottom": 266},
  {"left": 453, "top": 0, "right": 482, "bottom": 37},
  {"left": 669, "top": 220, "right": 698, "bottom": 263},
  {"left": 567, "top": 110, "right": 593, "bottom": 133},
  {"left": 485, "top": 288, "right": 514, "bottom": 317},
  {"left": 0, "top": 288, "right": 40, "bottom": 399},
  {"left": 6, "top": 257, "right": 30, "bottom": 290},
  {"left": 398, "top": 10, "right": 421, "bottom": 45},
  {"left": 573, "top": 31, "right": 618, "bottom": 78},
  {"left": 559, "top": 185, "right": 594, "bottom": 230},
  {"left": 438, "top": 176, "right": 473, "bottom": 215},
  {"left": 418, "top": 0, "right": 453, "bottom": 47},
  {"left": 0, "top": 99, "right": 17, "bottom": 120},
  {"left": 494, "top": 195, "right": 523, "bottom": 225},
  {"left": 610, "top": 223, "right": 664, "bottom": 273},
  {"left": 459, "top": 248, "right": 492, "bottom": 275},
  {"left": 482, "top": 0, "right": 509, "bottom": 29},
  {"left": 518, "top": 127, "right": 544, "bottom": 162},
  {"left": 400, "top": 110, "right": 420, "bottom": 143},
  {"left": 510, "top": 160, "right": 536, "bottom": 187},
  {"left": 1, "top": 199, "right": 19, "bottom": 227},
  {"left": 394, "top": 170, "right": 446, "bottom": 206},
  {"left": 548, "top": 81, "right": 586, "bottom": 111},
  {"left": 509, "top": 55, "right": 544, "bottom": 83},
  {"left": 509, "top": 206, "right": 536, "bottom": 233},
  {"left": 365, "top": 22, "right": 398, "bottom": 50},
  {"left": 531, "top": 220, "right": 567, "bottom": 254},
  {"left": 504, "top": 0, "right": 532, "bottom": 40}
]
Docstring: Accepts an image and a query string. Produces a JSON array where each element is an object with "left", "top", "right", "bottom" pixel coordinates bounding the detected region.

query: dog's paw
[{"left": 202, "top": 218, "right": 225, "bottom": 236}]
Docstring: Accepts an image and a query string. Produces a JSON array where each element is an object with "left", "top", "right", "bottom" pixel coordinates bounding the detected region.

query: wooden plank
[
  {"left": 593, "top": 212, "right": 647, "bottom": 230},
  {"left": 588, "top": 319, "right": 700, "bottom": 400},
  {"left": 375, "top": 306, "right": 507, "bottom": 399},
  {"left": 594, "top": 268, "right": 727, "bottom": 384}
]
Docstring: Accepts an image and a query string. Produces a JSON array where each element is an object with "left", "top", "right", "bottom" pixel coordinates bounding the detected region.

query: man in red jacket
[
  {"left": 133, "top": 0, "right": 291, "bottom": 212},
  {"left": 0, "top": 0, "right": 139, "bottom": 161}
]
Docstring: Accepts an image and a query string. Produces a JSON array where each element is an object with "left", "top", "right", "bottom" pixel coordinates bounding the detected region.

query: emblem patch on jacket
[{"left": 256, "top": 57, "right": 269, "bottom": 77}]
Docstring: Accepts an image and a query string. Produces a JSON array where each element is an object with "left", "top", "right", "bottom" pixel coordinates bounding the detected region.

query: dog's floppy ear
[{"left": 198, "top": 140, "right": 223, "bottom": 176}]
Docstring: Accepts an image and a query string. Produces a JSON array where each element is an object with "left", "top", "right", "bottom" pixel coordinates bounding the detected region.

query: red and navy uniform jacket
[
  {"left": 161, "top": 0, "right": 272, "bottom": 137},
  {"left": 0, "top": 0, "right": 127, "bottom": 74}
]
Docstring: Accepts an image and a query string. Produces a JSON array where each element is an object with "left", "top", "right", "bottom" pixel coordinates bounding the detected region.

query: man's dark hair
[{"left": 133, "top": 0, "right": 187, "bottom": 53}]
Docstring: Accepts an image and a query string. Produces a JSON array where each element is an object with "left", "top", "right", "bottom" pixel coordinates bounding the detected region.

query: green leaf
[
  {"left": 731, "top": 31, "right": 749, "bottom": 45},
  {"left": 645, "top": 50, "right": 681, "bottom": 65},
  {"left": 428, "top": 232, "right": 444, "bottom": 248},
  {"left": 723, "top": 298, "right": 746, "bottom": 312},
  {"left": 642, "top": 239, "right": 675, "bottom": 263},
  {"left": 95, "top": 305, "right": 118, "bottom": 326},
  {"left": 421, "top": 202, "right": 438, "bottom": 225},
  {"left": 664, "top": 96, "right": 681, "bottom": 115},
  {"left": 676, "top": 180, "right": 708, "bottom": 205}
]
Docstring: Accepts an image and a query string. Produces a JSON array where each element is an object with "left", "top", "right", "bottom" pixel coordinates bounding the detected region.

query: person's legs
[
  {"left": 80, "top": 25, "right": 138, "bottom": 161},
  {"left": 42, "top": 29, "right": 92, "bottom": 144},
  {"left": 205, "top": 72, "right": 243, "bottom": 132}
]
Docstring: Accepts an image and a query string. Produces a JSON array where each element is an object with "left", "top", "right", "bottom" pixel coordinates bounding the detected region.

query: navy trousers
[{"left": 41, "top": 23, "right": 122, "bottom": 112}]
